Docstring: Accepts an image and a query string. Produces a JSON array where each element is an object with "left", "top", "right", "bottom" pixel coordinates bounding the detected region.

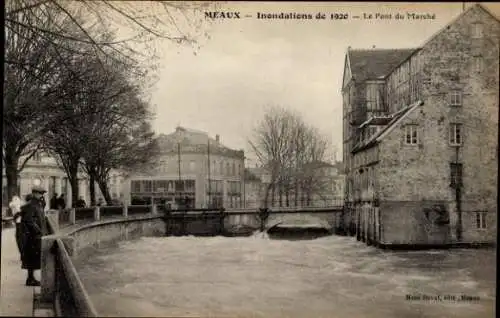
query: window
[
  {"left": 449, "top": 124, "right": 462, "bottom": 146},
  {"left": 207, "top": 179, "right": 223, "bottom": 194},
  {"left": 156, "top": 180, "right": 167, "bottom": 192},
  {"left": 232, "top": 162, "right": 236, "bottom": 176},
  {"left": 404, "top": 125, "right": 418, "bottom": 145},
  {"left": 366, "top": 84, "right": 382, "bottom": 110},
  {"left": 143, "top": 180, "right": 152, "bottom": 193},
  {"left": 189, "top": 161, "right": 195, "bottom": 171},
  {"left": 174, "top": 180, "right": 184, "bottom": 192},
  {"left": 476, "top": 212, "right": 487, "bottom": 229},
  {"left": 185, "top": 180, "right": 195, "bottom": 192},
  {"left": 226, "top": 162, "right": 230, "bottom": 175},
  {"left": 219, "top": 161, "right": 223, "bottom": 175},
  {"left": 449, "top": 91, "right": 462, "bottom": 106},
  {"left": 472, "top": 56, "right": 483, "bottom": 73},
  {"left": 471, "top": 23, "right": 483, "bottom": 39},
  {"left": 450, "top": 163, "right": 463, "bottom": 188}
]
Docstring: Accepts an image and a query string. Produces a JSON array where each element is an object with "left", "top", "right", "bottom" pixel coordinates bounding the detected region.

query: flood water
[{"left": 74, "top": 234, "right": 496, "bottom": 318}]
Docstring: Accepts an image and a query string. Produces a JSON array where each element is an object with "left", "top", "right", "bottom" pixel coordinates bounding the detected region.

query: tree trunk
[
  {"left": 300, "top": 182, "right": 305, "bottom": 206},
  {"left": 278, "top": 184, "right": 283, "bottom": 207},
  {"left": 68, "top": 165, "right": 80, "bottom": 208},
  {"left": 89, "top": 173, "right": 96, "bottom": 206},
  {"left": 263, "top": 182, "right": 273, "bottom": 209},
  {"left": 97, "top": 178, "right": 112, "bottom": 205},
  {"left": 271, "top": 185, "right": 275, "bottom": 208},
  {"left": 294, "top": 180, "right": 299, "bottom": 207},
  {"left": 5, "top": 158, "right": 19, "bottom": 205}
]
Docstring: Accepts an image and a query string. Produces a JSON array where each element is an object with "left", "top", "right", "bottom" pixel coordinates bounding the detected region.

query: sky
[{"left": 146, "top": 2, "right": 500, "bottom": 167}]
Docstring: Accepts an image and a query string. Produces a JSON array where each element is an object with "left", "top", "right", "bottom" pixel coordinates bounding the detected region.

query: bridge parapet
[{"left": 223, "top": 206, "right": 344, "bottom": 233}]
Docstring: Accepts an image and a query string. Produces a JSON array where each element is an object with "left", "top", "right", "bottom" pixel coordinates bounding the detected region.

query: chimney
[{"left": 215, "top": 134, "right": 220, "bottom": 143}]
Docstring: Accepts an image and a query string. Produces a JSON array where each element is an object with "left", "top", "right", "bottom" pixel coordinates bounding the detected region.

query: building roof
[
  {"left": 347, "top": 48, "right": 419, "bottom": 82},
  {"left": 157, "top": 126, "right": 243, "bottom": 158},
  {"left": 346, "top": 4, "right": 500, "bottom": 85},
  {"left": 358, "top": 116, "right": 393, "bottom": 129},
  {"left": 352, "top": 100, "right": 423, "bottom": 154}
]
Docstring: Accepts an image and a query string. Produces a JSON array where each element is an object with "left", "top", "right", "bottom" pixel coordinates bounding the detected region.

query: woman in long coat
[{"left": 19, "top": 187, "right": 47, "bottom": 286}]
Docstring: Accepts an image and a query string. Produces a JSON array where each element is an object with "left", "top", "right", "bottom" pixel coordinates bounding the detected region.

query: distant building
[
  {"left": 342, "top": 4, "right": 499, "bottom": 247},
  {"left": 243, "top": 168, "right": 264, "bottom": 209},
  {"left": 1, "top": 151, "right": 123, "bottom": 208},
  {"left": 303, "top": 161, "right": 345, "bottom": 208},
  {"left": 122, "top": 127, "right": 245, "bottom": 209},
  {"left": 243, "top": 162, "right": 345, "bottom": 209}
]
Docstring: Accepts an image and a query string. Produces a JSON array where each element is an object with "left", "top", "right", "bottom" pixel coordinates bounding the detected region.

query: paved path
[{"left": 1, "top": 226, "right": 37, "bottom": 316}]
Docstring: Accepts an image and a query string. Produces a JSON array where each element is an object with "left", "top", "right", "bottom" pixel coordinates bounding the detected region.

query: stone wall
[
  {"left": 67, "top": 216, "right": 166, "bottom": 255},
  {"left": 372, "top": 6, "right": 499, "bottom": 247}
]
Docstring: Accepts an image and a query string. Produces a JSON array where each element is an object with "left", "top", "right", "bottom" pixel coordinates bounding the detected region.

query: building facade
[
  {"left": 243, "top": 168, "right": 264, "bottom": 209},
  {"left": 122, "top": 127, "right": 245, "bottom": 209},
  {"left": 2, "top": 152, "right": 124, "bottom": 209},
  {"left": 342, "top": 4, "right": 499, "bottom": 247}
]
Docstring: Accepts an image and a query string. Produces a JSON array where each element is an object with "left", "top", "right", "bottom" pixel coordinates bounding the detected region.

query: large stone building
[
  {"left": 342, "top": 4, "right": 499, "bottom": 247},
  {"left": 122, "top": 127, "right": 245, "bottom": 209}
]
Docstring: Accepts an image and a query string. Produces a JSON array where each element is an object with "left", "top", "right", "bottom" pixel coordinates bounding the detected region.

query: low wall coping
[{"left": 56, "top": 213, "right": 164, "bottom": 237}]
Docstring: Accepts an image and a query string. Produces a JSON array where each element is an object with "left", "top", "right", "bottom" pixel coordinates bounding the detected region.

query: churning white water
[{"left": 74, "top": 234, "right": 495, "bottom": 318}]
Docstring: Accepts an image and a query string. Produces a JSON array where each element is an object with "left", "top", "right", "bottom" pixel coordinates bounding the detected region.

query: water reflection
[{"left": 74, "top": 235, "right": 495, "bottom": 318}]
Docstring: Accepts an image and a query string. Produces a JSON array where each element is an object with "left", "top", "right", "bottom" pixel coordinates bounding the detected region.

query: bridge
[{"left": 162, "top": 206, "right": 345, "bottom": 236}]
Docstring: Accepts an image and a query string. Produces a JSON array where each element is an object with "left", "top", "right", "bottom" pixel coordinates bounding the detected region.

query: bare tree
[
  {"left": 5, "top": 0, "right": 214, "bottom": 71},
  {"left": 3, "top": 0, "right": 213, "bottom": 202},
  {"left": 249, "top": 106, "right": 331, "bottom": 209},
  {"left": 81, "top": 93, "right": 160, "bottom": 205},
  {"left": 3, "top": 1, "right": 76, "bottom": 202}
]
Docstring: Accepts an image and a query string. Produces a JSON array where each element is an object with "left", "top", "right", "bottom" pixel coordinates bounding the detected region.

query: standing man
[
  {"left": 57, "top": 193, "right": 66, "bottom": 210},
  {"left": 49, "top": 193, "right": 58, "bottom": 210},
  {"left": 19, "top": 185, "right": 48, "bottom": 286}
]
